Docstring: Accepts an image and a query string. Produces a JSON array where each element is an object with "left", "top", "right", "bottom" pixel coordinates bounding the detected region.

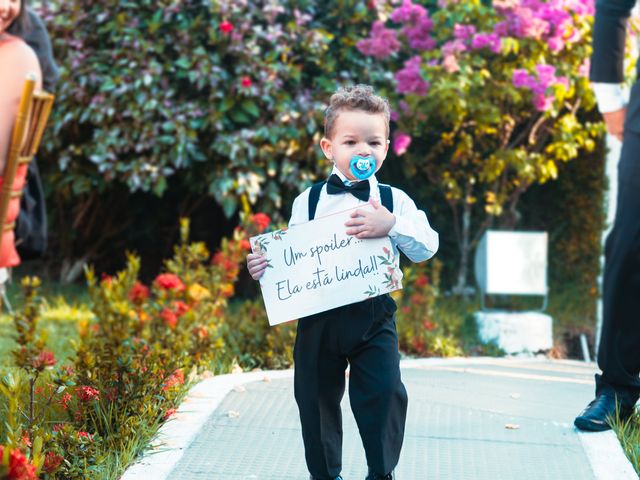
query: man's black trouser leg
[{"left": 597, "top": 129, "right": 640, "bottom": 407}]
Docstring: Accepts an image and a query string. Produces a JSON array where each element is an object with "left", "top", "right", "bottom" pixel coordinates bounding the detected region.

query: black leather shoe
[
  {"left": 365, "top": 470, "right": 394, "bottom": 480},
  {"left": 574, "top": 393, "right": 634, "bottom": 431}
]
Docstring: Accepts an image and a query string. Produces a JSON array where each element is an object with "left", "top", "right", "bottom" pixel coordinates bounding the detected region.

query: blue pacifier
[{"left": 349, "top": 155, "right": 376, "bottom": 180}]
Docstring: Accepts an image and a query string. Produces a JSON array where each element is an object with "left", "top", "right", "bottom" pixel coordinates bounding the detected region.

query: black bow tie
[{"left": 326, "top": 174, "right": 370, "bottom": 202}]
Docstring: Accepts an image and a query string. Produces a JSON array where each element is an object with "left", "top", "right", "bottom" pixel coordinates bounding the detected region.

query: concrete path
[{"left": 121, "top": 358, "right": 638, "bottom": 480}]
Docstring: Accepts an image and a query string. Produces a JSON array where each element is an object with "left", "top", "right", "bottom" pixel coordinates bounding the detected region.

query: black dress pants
[
  {"left": 294, "top": 294, "right": 407, "bottom": 479},
  {"left": 596, "top": 128, "right": 640, "bottom": 407}
]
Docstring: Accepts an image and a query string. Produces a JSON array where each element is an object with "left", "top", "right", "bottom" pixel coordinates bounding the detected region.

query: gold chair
[{"left": 0, "top": 74, "right": 55, "bottom": 307}]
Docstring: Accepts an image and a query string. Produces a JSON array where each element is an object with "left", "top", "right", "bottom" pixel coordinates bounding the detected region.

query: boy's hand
[
  {"left": 247, "top": 253, "right": 268, "bottom": 280},
  {"left": 345, "top": 198, "right": 396, "bottom": 239}
]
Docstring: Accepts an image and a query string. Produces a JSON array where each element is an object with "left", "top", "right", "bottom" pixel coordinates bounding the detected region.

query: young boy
[{"left": 247, "top": 84, "right": 439, "bottom": 480}]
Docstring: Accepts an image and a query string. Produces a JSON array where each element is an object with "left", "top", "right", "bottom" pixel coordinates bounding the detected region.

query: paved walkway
[{"left": 121, "top": 358, "right": 638, "bottom": 480}]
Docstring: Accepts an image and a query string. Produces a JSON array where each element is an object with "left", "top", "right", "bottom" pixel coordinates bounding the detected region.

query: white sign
[{"left": 251, "top": 205, "right": 403, "bottom": 326}]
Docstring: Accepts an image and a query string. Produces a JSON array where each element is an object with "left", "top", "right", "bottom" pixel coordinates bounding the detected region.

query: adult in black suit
[
  {"left": 574, "top": 0, "right": 640, "bottom": 431},
  {"left": 8, "top": 8, "right": 59, "bottom": 257}
]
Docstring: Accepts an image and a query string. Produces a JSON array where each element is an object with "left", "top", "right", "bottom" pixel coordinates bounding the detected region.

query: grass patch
[{"left": 612, "top": 411, "right": 640, "bottom": 475}]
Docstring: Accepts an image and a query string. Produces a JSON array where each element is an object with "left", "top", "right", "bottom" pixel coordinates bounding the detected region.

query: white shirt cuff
[{"left": 591, "top": 82, "right": 628, "bottom": 113}]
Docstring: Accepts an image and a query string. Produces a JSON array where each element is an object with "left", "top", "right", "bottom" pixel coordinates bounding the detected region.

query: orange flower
[
  {"left": 163, "top": 369, "right": 185, "bottom": 390},
  {"left": 239, "top": 239, "right": 251, "bottom": 251},
  {"left": 251, "top": 213, "right": 271, "bottom": 233},
  {"left": 154, "top": 273, "right": 185, "bottom": 292},
  {"left": 219, "top": 283, "right": 235, "bottom": 298}
]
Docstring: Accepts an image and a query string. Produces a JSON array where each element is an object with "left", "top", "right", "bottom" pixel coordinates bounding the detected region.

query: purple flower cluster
[
  {"left": 395, "top": 56, "right": 430, "bottom": 96},
  {"left": 390, "top": 0, "right": 436, "bottom": 51},
  {"left": 497, "top": 0, "right": 593, "bottom": 53},
  {"left": 356, "top": 21, "right": 401, "bottom": 59},
  {"left": 512, "top": 64, "right": 569, "bottom": 111}
]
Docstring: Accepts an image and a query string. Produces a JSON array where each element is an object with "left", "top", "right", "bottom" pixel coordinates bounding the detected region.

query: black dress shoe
[
  {"left": 574, "top": 393, "right": 634, "bottom": 431},
  {"left": 365, "top": 470, "right": 394, "bottom": 480}
]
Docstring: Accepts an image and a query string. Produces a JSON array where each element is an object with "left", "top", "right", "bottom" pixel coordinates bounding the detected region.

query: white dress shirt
[
  {"left": 591, "top": 82, "right": 629, "bottom": 113},
  {"left": 289, "top": 166, "right": 439, "bottom": 265}
]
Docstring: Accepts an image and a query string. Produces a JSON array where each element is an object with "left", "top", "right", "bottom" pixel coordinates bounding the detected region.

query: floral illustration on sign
[
  {"left": 378, "top": 246, "right": 401, "bottom": 290},
  {"left": 271, "top": 228, "right": 288, "bottom": 241},
  {"left": 364, "top": 284, "right": 382, "bottom": 297},
  {"left": 252, "top": 237, "right": 273, "bottom": 268}
]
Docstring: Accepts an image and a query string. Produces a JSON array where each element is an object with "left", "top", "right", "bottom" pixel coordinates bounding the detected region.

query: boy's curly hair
[{"left": 324, "top": 84, "right": 391, "bottom": 139}]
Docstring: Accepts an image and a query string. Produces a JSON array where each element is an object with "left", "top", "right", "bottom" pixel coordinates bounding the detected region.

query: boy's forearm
[{"left": 389, "top": 212, "right": 439, "bottom": 262}]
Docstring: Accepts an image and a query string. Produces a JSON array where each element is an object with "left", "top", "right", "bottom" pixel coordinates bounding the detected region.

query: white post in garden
[{"left": 473, "top": 230, "right": 553, "bottom": 354}]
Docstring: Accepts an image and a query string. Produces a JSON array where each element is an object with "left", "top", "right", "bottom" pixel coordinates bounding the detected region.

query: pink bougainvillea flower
[
  {"left": 356, "top": 21, "right": 401, "bottom": 59},
  {"left": 390, "top": 0, "right": 428, "bottom": 24},
  {"left": 533, "top": 93, "right": 553, "bottom": 112},
  {"left": 393, "top": 132, "right": 412, "bottom": 156},
  {"left": 395, "top": 56, "right": 429, "bottom": 96}
]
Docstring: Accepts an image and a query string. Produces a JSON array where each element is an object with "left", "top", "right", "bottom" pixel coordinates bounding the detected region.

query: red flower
[
  {"left": 31, "top": 350, "right": 57, "bottom": 370},
  {"left": 43, "top": 451, "right": 63, "bottom": 474},
  {"left": 163, "top": 369, "right": 185, "bottom": 390},
  {"left": 401, "top": 306, "right": 411, "bottom": 314},
  {"left": 192, "top": 325, "right": 208, "bottom": 340},
  {"left": 77, "top": 431, "right": 93, "bottom": 441},
  {"left": 154, "top": 273, "right": 185, "bottom": 292},
  {"left": 423, "top": 320, "right": 436, "bottom": 331},
  {"left": 0, "top": 445, "right": 38, "bottom": 480},
  {"left": 239, "top": 239, "right": 251, "bottom": 251},
  {"left": 59, "top": 393, "right": 72, "bottom": 410},
  {"left": 415, "top": 274, "right": 429, "bottom": 287},
  {"left": 163, "top": 408, "right": 177, "bottom": 421},
  {"left": 161, "top": 308, "right": 178, "bottom": 329},
  {"left": 173, "top": 300, "right": 190, "bottom": 317},
  {"left": 129, "top": 282, "right": 150, "bottom": 303},
  {"left": 77, "top": 386, "right": 100, "bottom": 402},
  {"left": 251, "top": 213, "right": 271, "bottom": 233},
  {"left": 219, "top": 20, "right": 234, "bottom": 33},
  {"left": 241, "top": 76, "right": 252, "bottom": 88},
  {"left": 100, "top": 273, "right": 113, "bottom": 285}
]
